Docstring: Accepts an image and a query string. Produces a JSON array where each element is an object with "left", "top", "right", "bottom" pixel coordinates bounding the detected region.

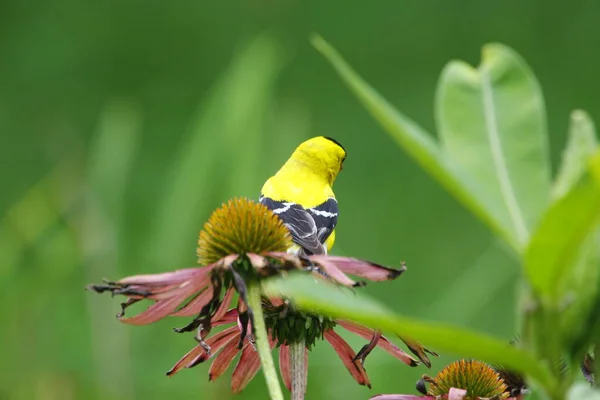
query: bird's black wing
[
  {"left": 307, "top": 197, "right": 338, "bottom": 244},
  {"left": 260, "top": 196, "right": 331, "bottom": 255}
]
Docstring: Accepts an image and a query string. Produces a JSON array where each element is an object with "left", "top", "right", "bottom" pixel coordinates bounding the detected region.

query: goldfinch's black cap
[{"left": 322, "top": 136, "right": 346, "bottom": 153}]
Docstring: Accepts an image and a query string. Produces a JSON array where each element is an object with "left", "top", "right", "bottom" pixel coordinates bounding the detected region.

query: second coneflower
[
  {"left": 371, "top": 359, "right": 524, "bottom": 400},
  {"left": 89, "top": 197, "right": 432, "bottom": 399}
]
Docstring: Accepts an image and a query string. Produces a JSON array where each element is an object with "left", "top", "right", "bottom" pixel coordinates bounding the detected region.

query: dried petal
[
  {"left": 188, "top": 326, "right": 240, "bottom": 368},
  {"left": 279, "top": 344, "right": 292, "bottom": 391},
  {"left": 353, "top": 329, "right": 382, "bottom": 365},
  {"left": 310, "top": 257, "right": 357, "bottom": 286},
  {"left": 338, "top": 320, "right": 419, "bottom": 366},
  {"left": 209, "top": 337, "right": 242, "bottom": 381},
  {"left": 324, "top": 329, "right": 371, "bottom": 388},
  {"left": 448, "top": 387, "right": 467, "bottom": 400},
  {"left": 213, "top": 287, "right": 235, "bottom": 322},
  {"left": 166, "top": 326, "right": 239, "bottom": 376},
  {"left": 165, "top": 346, "right": 204, "bottom": 377},
  {"left": 171, "top": 287, "right": 213, "bottom": 317},
  {"left": 231, "top": 344, "right": 261, "bottom": 393},
  {"left": 213, "top": 309, "right": 239, "bottom": 327},
  {"left": 311, "top": 256, "right": 406, "bottom": 281},
  {"left": 119, "top": 267, "right": 207, "bottom": 285},
  {"left": 121, "top": 290, "right": 194, "bottom": 325},
  {"left": 400, "top": 337, "right": 437, "bottom": 368}
]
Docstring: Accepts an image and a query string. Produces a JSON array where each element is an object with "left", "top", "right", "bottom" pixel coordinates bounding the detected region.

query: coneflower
[
  {"left": 89, "top": 197, "right": 431, "bottom": 399},
  {"left": 371, "top": 359, "right": 522, "bottom": 400}
]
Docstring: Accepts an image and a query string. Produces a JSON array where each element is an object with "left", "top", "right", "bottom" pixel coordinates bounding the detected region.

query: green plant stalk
[
  {"left": 290, "top": 339, "right": 307, "bottom": 400},
  {"left": 247, "top": 284, "right": 284, "bottom": 400}
]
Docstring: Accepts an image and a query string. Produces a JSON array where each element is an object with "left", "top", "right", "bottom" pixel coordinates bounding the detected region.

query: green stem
[
  {"left": 248, "top": 284, "right": 284, "bottom": 400},
  {"left": 290, "top": 339, "right": 307, "bottom": 400}
]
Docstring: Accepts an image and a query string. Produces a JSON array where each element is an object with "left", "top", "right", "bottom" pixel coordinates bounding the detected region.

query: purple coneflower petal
[
  {"left": 324, "top": 329, "right": 371, "bottom": 388},
  {"left": 231, "top": 343, "right": 262, "bottom": 393},
  {"left": 448, "top": 388, "right": 467, "bottom": 400},
  {"left": 209, "top": 336, "right": 243, "bottom": 381},
  {"left": 166, "top": 326, "right": 239, "bottom": 376},
  {"left": 119, "top": 267, "right": 207, "bottom": 286},
  {"left": 317, "top": 256, "right": 406, "bottom": 281},
  {"left": 165, "top": 346, "right": 203, "bottom": 377},
  {"left": 171, "top": 287, "right": 214, "bottom": 317},
  {"left": 309, "top": 257, "right": 357, "bottom": 286},
  {"left": 337, "top": 321, "right": 418, "bottom": 366},
  {"left": 213, "top": 287, "right": 235, "bottom": 321},
  {"left": 279, "top": 345, "right": 291, "bottom": 391},
  {"left": 120, "top": 285, "right": 197, "bottom": 325},
  {"left": 187, "top": 325, "right": 239, "bottom": 368},
  {"left": 213, "top": 309, "right": 239, "bottom": 326}
]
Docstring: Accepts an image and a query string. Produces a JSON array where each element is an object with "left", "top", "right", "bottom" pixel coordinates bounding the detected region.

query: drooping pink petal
[
  {"left": 119, "top": 266, "right": 211, "bottom": 285},
  {"left": 213, "top": 308, "right": 239, "bottom": 327},
  {"left": 120, "top": 286, "right": 196, "bottom": 325},
  {"left": 310, "top": 257, "right": 357, "bottom": 286},
  {"left": 370, "top": 395, "right": 434, "bottom": 400},
  {"left": 209, "top": 337, "right": 242, "bottom": 381},
  {"left": 337, "top": 320, "right": 418, "bottom": 366},
  {"left": 213, "top": 287, "right": 234, "bottom": 321},
  {"left": 165, "top": 345, "right": 204, "bottom": 377},
  {"left": 448, "top": 388, "right": 467, "bottom": 400},
  {"left": 353, "top": 328, "right": 382, "bottom": 365},
  {"left": 279, "top": 345, "right": 291, "bottom": 391},
  {"left": 166, "top": 326, "right": 239, "bottom": 376},
  {"left": 151, "top": 268, "right": 212, "bottom": 300},
  {"left": 170, "top": 287, "right": 214, "bottom": 316},
  {"left": 186, "top": 326, "right": 240, "bottom": 368},
  {"left": 231, "top": 344, "right": 261, "bottom": 393},
  {"left": 315, "top": 256, "right": 406, "bottom": 281},
  {"left": 324, "top": 329, "right": 371, "bottom": 388}
]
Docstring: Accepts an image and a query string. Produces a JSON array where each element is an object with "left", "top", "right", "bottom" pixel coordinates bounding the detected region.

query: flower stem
[
  {"left": 247, "top": 284, "right": 284, "bottom": 400},
  {"left": 290, "top": 339, "right": 307, "bottom": 400}
]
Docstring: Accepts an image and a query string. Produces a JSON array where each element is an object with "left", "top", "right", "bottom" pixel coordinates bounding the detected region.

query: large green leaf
[
  {"left": 524, "top": 150, "right": 600, "bottom": 303},
  {"left": 264, "top": 274, "right": 556, "bottom": 392},
  {"left": 553, "top": 110, "right": 598, "bottom": 201},
  {"left": 436, "top": 44, "right": 551, "bottom": 246},
  {"left": 311, "top": 35, "right": 520, "bottom": 252}
]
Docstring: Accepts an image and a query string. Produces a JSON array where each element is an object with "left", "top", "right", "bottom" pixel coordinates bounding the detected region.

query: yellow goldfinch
[{"left": 260, "top": 136, "right": 346, "bottom": 256}]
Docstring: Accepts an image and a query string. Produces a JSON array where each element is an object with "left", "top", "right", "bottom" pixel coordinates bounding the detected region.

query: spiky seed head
[
  {"left": 197, "top": 198, "right": 293, "bottom": 265},
  {"left": 428, "top": 360, "right": 508, "bottom": 399}
]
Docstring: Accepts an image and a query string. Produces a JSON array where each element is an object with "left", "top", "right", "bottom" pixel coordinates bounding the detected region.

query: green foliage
[
  {"left": 306, "top": 35, "right": 600, "bottom": 399},
  {"left": 5, "top": 8, "right": 600, "bottom": 400},
  {"left": 524, "top": 153, "right": 600, "bottom": 303},
  {"left": 436, "top": 44, "right": 551, "bottom": 247},
  {"left": 264, "top": 274, "right": 556, "bottom": 392}
]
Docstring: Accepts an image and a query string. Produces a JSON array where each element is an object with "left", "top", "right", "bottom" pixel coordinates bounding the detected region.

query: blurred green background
[{"left": 2, "top": 1, "right": 599, "bottom": 399}]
